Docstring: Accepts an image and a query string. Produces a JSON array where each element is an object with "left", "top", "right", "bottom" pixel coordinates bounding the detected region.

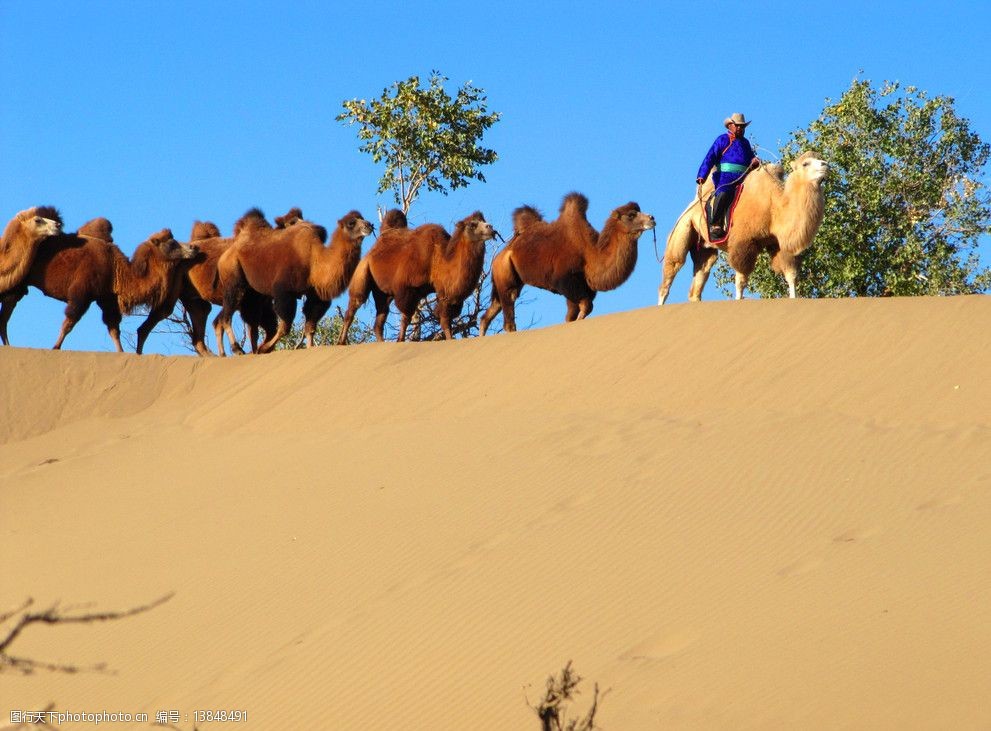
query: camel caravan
[{"left": 0, "top": 152, "right": 828, "bottom": 354}]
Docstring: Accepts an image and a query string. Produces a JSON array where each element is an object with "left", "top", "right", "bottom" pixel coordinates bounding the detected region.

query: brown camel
[
  {"left": 140, "top": 212, "right": 285, "bottom": 357},
  {"left": 0, "top": 224, "right": 198, "bottom": 351},
  {"left": 658, "top": 151, "right": 828, "bottom": 303},
  {"left": 217, "top": 208, "right": 374, "bottom": 353},
  {"left": 0, "top": 207, "right": 63, "bottom": 294},
  {"left": 337, "top": 211, "right": 498, "bottom": 343},
  {"left": 479, "top": 193, "right": 655, "bottom": 334}
]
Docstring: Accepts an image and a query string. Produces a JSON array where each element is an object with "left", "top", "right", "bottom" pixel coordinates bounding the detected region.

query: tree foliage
[
  {"left": 337, "top": 71, "right": 500, "bottom": 214},
  {"left": 276, "top": 308, "right": 375, "bottom": 350},
  {"left": 336, "top": 71, "right": 503, "bottom": 342},
  {"left": 726, "top": 78, "right": 991, "bottom": 298}
]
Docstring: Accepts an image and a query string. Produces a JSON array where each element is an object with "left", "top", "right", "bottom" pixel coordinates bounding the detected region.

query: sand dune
[{"left": 2, "top": 296, "right": 990, "bottom": 730}]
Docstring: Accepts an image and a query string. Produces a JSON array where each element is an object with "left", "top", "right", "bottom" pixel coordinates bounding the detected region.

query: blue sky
[{"left": 2, "top": 0, "right": 989, "bottom": 354}]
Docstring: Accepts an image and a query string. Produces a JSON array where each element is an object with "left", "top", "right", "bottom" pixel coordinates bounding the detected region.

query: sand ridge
[{"left": 1, "top": 296, "right": 989, "bottom": 729}]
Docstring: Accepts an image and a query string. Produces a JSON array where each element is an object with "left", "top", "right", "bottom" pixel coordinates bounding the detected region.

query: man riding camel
[{"left": 696, "top": 112, "right": 760, "bottom": 240}]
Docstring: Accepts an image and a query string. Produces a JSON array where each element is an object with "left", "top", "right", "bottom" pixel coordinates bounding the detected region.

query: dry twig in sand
[{"left": 0, "top": 592, "right": 174, "bottom": 674}]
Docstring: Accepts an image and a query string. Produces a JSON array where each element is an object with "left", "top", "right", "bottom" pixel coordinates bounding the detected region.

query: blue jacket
[{"left": 697, "top": 133, "right": 757, "bottom": 190}]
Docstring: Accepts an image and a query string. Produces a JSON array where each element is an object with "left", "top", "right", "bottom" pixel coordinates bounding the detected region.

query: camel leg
[
  {"left": 135, "top": 300, "right": 177, "bottom": 355},
  {"left": 212, "top": 312, "right": 244, "bottom": 356},
  {"left": 479, "top": 288, "right": 502, "bottom": 336},
  {"left": 659, "top": 253, "right": 686, "bottom": 306},
  {"left": 565, "top": 300, "right": 580, "bottom": 322},
  {"left": 397, "top": 311, "right": 410, "bottom": 342},
  {"left": 770, "top": 249, "right": 800, "bottom": 298},
  {"left": 53, "top": 297, "right": 91, "bottom": 350},
  {"left": 561, "top": 279, "right": 595, "bottom": 322},
  {"left": 786, "top": 273, "right": 797, "bottom": 298},
  {"left": 735, "top": 272, "right": 750, "bottom": 300},
  {"left": 660, "top": 211, "right": 701, "bottom": 304},
  {"left": 437, "top": 301, "right": 451, "bottom": 340},
  {"left": 216, "top": 272, "right": 248, "bottom": 357},
  {"left": 241, "top": 291, "right": 274, "bottom": 353},
  {"left": 437, "top": 298, "right": 461, "bottom": 340},
  {"left": 97, "top": 298, "right": 124, "bottom": 353},
  {"left": 337, "top": 298, "right": 361, "bottom": 345},
  {"left": 246, "top": 321, "right": 260, "bottom": 353},
  {"left": 493, "top": 278, "right": 523, "bottom": 333},
  {"left": 179, "top": 296, "right": 213, "bottom": 357},
  {"left": 499, "top": 288, "right": 518, "bottom": 333},
  {"left": 483, "top": 250, "right": 523, "bottom": 335},
  {"left": 396, "top": 301, "right": 417, "bottom": 342},
  {"left": 688, "top": 248, "right": 719, "bottom": 301},
  {"left": 301, "top": 294, "right": 331, "bottom": 348},
  {"left": 257, "top": 292, "right": 297, "bottom": 354},
  {"left": 394, "top": 291, "right": 422, "bottom": 343},
  {"left": 257, "top": 302, "right": 278, "bottom": 352},
  {"left": 0, "top": 289, "right": 26, "bottom": 345},
  {"left": 338, "top": 282, "right": 375, "bottom": 345},
  {"left": 369, "top": 291, "right": 390, "bottom": 343}
]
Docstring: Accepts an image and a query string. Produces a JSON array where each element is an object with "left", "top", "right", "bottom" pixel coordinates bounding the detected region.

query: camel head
[
  {"left": 457, "top": 211, "right": 498, "bottom": 244},
  {"left": 148, "top": 229, "right": 200, "bottom": 262},
  {"left": 190, "top": 220, "right": 222, "bottom": 240},
  {"left": 790, "top": 152, "right": 829, "bottom": 186},
  {"left": 611, "top": 202, "right": 656, "bottom": 237},
  {"left": 337, "top": 211, "right": 375, "bottom": 246},
  {"left": 275, "top": 207, "right": 305, "bottom": 229},
  {"left": 12, "top": 206, "right": 62, "bottom": 241}
]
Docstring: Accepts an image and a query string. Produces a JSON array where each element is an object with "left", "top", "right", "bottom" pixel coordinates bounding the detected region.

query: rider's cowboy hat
[{"left": 723, "top": 113, "right": 752, "bottom": 128}]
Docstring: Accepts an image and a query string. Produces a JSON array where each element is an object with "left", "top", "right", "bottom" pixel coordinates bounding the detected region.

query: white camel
[{"left": 659, "top": 151, "right": 828, "bottom": 303}]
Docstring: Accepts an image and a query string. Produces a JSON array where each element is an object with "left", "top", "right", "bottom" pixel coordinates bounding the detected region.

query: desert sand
[{"left": 1, "top": 296, "right": 990, "bottom": 730}]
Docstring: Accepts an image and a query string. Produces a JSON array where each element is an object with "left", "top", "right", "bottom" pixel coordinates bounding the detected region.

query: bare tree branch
[{"left": 0, "top": 592, "right": 174, "bottom": 675}]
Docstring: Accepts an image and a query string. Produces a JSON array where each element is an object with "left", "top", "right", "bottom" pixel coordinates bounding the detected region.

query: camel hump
[
  {"left": 191, "top": 220, "right": 222, "bottom": 240},
  {"left": 512, "top": 205, "right": 543, "bottom": 235},
  {"left": 764, "top": 162, "right": 785, "bottom": 179},
  {"left": 310, "top": 224, "right": 328, "bottom": 244},
  {"left": 77, "top": 217, "right": 114, "bottom": 242},
  {"left": 559, "top": 192, "right": 590, "bottom": 219},
  {"left": 414, "top": 222, "right": 449, "bottom": 239},
  {"left": 746, "top": 163, "right": 785, "bottom": 193},
  {"left": 234, "top": 208, "right": 271, "bottom": 236},
  {"left": 275, "top": 207, "right": 304, "bottom": 228},
  {"left": 381, "top": 209, "right": 408, "bottom": 231}
]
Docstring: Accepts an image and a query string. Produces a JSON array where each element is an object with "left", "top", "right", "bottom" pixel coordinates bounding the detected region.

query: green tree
[
  {"left": 723, "top": 78, "right": 991, "bottom": 298},
  {"left": 337, "top": 71, "right": 500, "bottom": 215},
  {"left": 276, "top": 308, "right": 376, "bottom": 350},
  {"left": 336, "top": 71, "right": 503, "bottom": 342}
]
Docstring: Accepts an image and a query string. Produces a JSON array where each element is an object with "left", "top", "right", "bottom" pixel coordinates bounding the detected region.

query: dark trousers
[{"left": 708, "top": 187, "right": 736, "bottom": 230}]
